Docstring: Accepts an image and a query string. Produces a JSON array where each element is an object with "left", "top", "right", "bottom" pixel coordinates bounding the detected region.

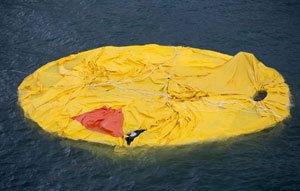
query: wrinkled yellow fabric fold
[{"left": 18, "top": 44, "right": 290, "bottom": 147}]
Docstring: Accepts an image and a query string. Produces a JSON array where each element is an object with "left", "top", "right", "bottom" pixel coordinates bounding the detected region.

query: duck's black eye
[
  {"left": 253, "top": 90, "right": 267, "bottom": 101},
  {"left": 125, "top": 129, "right": 146, "bottom": 145}
]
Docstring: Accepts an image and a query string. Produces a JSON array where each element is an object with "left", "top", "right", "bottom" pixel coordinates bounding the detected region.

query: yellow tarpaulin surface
[{"left": 18, "top": 44, "right": 290, "bottom": 147}]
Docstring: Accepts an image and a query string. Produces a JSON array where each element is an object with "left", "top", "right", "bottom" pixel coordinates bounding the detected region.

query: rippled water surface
[{"left": 1, "top": 0, "right": 300, "bottom": 190}]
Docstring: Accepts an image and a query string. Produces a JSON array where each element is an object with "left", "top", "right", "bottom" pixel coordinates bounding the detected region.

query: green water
[{"left": 1, "top": 0, "right": 300, "bottom": 190}]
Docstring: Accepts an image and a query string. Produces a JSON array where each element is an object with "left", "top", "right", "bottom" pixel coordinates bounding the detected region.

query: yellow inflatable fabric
[{"left": 18, "top": 44, "right": 290, "bottom": 147}]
